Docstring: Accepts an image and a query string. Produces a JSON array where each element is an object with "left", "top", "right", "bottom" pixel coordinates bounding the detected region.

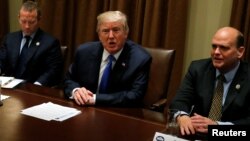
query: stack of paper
[
  {"left": 0, "top": 76, "right": 24, "bottom": 88},
  {"left": 21, "top": 102, "right": 81, "bottom": 121}
]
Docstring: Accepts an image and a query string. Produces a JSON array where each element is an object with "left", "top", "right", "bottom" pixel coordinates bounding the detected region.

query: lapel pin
[
  {"left": 36, "top": 42, "right": 40, "bottom": 46},
  {"left": 235, "top": 84, "right": 240, "bottom": 90},
  {"left": 122, "top": 62, "right": 126, "bottom": 67}
]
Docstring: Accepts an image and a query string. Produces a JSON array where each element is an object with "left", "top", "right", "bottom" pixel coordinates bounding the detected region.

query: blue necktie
[
  {"left": 99, "top": 55, "right": 115, "bottom": 93},
  {"left": 15, "top": 36, "right": 30, "bottom": 78}
]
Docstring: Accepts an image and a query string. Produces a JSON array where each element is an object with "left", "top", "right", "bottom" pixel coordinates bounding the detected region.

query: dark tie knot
[
  {"left": 218, "top": 74, "right": 226, "bottom": 82},
  {"left": 24, "top": 35, "right": 30, "bottom": 40}
]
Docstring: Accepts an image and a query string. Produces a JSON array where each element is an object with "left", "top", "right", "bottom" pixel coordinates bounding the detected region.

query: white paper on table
[
  {"left": 20, "top": 102, "right": 81, "bottom": 121},
  {"left": 1, "top": 78, "right": 24, "bottom": 88},
  {"left": 0, "top": 94, "right": 10, "bottom": 101}
]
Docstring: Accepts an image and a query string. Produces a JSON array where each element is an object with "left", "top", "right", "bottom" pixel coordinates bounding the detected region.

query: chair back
[{"left": 143, "top": 47, "right": 175, "bottom": 112}]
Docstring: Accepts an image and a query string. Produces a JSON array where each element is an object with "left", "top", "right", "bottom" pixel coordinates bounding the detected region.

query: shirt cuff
[
  {"left": 70, "top": 88, "right": 80, "bottom": 99},
  {"left": 34, "top": 81, "right": 42, "bottom": 86},
  {"left": 216, "top": 121, "right": 234, "bottom": 125}
]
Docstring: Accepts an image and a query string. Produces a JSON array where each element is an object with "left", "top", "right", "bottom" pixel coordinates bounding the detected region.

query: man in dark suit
[
  {"left": 169, "top": 27, "right": 250, "bottom": 135},
  {"left": 0, "top": 1, "right": 63, "bottom": 87},
  {"left": 64, "top": 11, "right": 152, "bottom": 107}
]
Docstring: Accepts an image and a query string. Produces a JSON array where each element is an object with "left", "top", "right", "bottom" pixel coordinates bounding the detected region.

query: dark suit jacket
[
  {"left": 0, "top": 28, "right": 63, "bottom": 87},
  {"left": 64, "top": 40, "right": 152, "bottom": 107},
  {"left": 170, "top": 58, "right": 250, "bottom": 125}
]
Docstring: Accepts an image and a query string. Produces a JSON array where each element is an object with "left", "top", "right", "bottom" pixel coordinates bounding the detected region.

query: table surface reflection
[{"left": 0, "top": 83, "right": 167, "bottom": 141}]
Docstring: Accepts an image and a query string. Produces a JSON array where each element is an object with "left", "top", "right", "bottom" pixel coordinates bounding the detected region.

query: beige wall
[
  {"left": 184, "top": 0, "right": 233, "bottom": 75},
  {"left": 8, "top": 0, "right": 233, "bottom": 76},
  {"left": 9, "top": 0, "right": 22, "bottom": 32}
]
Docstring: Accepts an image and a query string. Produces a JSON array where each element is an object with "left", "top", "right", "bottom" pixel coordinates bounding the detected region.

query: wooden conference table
[{"left": 0, "top": 83, "right": 167, "bottom": 141}]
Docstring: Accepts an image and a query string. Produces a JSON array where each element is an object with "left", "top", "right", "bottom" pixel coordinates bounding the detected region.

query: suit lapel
[
  {"left": 203, "top": 64, "right": 216, "bottom": 113},
  {"left": 90, "top": 44, "right": 103, "bottom": 91},
  {"left": 223, "top": 62, "right": 246, "bottom": 111},
  {"left": 25, "top": 29, "right": 42, "bottom": 63},
  {"left": 13, "top": 32, "right": 23, "bottom": 65},
  {"left": 111, "top": 44, "right": 129, "bottom": 83}
]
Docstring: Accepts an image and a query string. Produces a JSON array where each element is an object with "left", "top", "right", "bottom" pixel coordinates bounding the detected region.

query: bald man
[{"left": 169, "top": 27, "right": 250, "bottom": 135}]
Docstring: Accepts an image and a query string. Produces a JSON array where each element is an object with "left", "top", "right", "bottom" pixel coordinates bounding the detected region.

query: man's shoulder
[
  {"left": 189, "top": 58, "right": 213, "bottom": 70},
  {"left": 5, "top": 31, "right": 21, "bottom": 38},
  {"left": 191, "top": 58, "right": 212, "bottom": 65},
  {"left": 78, "top": 41, "right": 100, "bottom": 50},
  {"left": 36, "top": 29, "right": 58, "bottom": 40},
  {"left": 124, "top": 40, "right": 151, "bottom": 58}
]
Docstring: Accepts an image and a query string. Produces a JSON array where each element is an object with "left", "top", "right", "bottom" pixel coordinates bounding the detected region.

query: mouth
[
  {"left": 212, "top": 57, "right": 224, "bottom": 64},
  {"left": 108, "top": 41, "right": 116, "bottom": 47}
]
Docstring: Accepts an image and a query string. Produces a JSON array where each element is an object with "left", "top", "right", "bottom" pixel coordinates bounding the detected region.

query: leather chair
[{"left": 143, "top": 47, "right": 175, "bottom": 113}]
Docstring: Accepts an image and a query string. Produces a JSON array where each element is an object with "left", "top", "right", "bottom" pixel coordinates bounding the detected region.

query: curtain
[
  {"left": 0, "top": 1, "right": 9, "bottom": 42},
  {"left": 37, "top": 0, "right": 189, "bottom": 103},
  {"left": 230, "top": 0, "right": 250, "bottom": 62}
]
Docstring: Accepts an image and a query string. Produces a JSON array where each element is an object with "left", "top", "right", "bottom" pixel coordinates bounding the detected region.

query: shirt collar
[
  {"left": 22, "top": 30, "right": 37, "bottom": 39},
  {"left": 102, "top": 48, "right": 123, "bottom": 61},
  {"left": 216, "top": 61, "right": 240, "bottom": 82}
]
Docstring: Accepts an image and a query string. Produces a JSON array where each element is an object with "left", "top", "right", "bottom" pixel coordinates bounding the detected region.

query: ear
[{"left": 237, "top": 46, "right": 245, "bottom": 59}]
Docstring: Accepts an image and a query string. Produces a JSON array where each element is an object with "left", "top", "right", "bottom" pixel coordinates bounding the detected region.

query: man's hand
[
  {"left": 73, "top": 87, "right": 94, "bottom": 105},
  {"left": 177, "top": 115, "right": 196, "bottom": 135},
  {"left": 190, "top": 113, "right": 217, "bottom": 133}
]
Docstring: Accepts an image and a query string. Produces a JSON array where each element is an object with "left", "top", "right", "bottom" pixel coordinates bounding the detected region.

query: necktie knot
[
  {"left": 24, "top": 35, "right": 30, "bottom": 39},
  {"left": 23, "top": 36, "right": 31, "bottom": 48},
  {"left": 218, "top": 74, "right": 226, "bottom": 82},
  {"left": 108, "top": 55, "right": 115, "bottom": 62}
]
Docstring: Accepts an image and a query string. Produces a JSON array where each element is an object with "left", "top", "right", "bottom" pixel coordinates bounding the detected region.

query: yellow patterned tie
[{"left": 208, "top": 74, "right": 225, "bottom": 121}]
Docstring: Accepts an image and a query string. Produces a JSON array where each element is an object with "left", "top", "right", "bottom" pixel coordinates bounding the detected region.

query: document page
[
  {"left": 21, "top": 102, "right": 81, "bottom": 121},
  {"left": 0, "top": 76, "right": 24, "bottom": 88}
]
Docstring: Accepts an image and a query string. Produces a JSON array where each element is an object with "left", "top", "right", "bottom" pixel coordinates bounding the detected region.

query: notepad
[{"left": 0, "top": 76, "right": 24, "bottom": 88}]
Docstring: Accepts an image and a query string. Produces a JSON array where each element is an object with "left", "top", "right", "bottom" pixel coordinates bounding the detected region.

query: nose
[
  {"left": 214, "top": 46, "right": 221, "bottom": 54},
  {"left": 108, "top": 30, "right": 114, "bottom": 38},
  {"left": 24, "top": 23, "right": 30, "bottom": 28}
]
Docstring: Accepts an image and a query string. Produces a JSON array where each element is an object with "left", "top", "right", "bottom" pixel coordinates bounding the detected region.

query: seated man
[
  {"left": 0, "top": 1, "right": 63, "bottom": 87},
  {"left": 169, "top": 27, "right": 250, "bottom": 135},
  {"left": 64, "top": 11, "right": 152, "bottom": 107}
]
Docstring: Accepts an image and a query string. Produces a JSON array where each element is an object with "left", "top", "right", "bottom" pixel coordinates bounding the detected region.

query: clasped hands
[
  {"left": 73, "top": 87, "right": 95, "bottom": 105},
  {"left": 177, "top": 113, "right": 217, "bottom": 136}
]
